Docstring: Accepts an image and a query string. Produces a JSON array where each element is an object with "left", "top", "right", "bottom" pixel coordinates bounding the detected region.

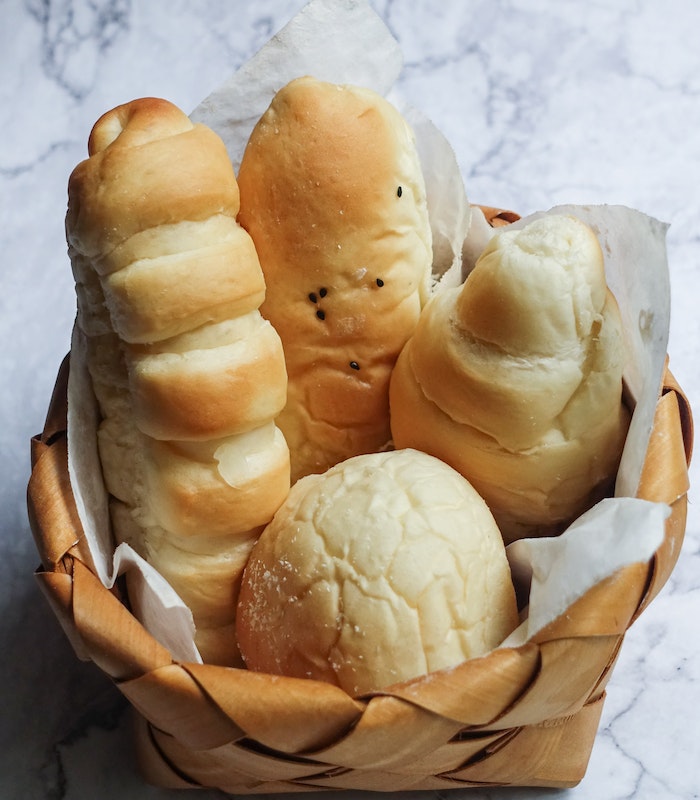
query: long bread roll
[
  {"left": 66, "top": 97, "right": 290, "bottom": 665},
  {"left": 236, "top": 448, "right": 519, "bottom": 695},
  {"left": 390, "top": 214, "right": 631, "bottom": 543},
  {"left": 237, "top": 76, "right": 433, "bottom": 483}
]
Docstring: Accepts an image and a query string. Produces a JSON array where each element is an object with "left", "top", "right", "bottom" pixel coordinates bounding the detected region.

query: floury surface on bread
[
  {"left": 66, "top": 97, "right": 291, "bottom": 666},
  {"left": 237, "top": 76, "right": 433, "bottom": 484},
  {"left": 236, "top": 449, "right": 519, "bottom": 695},
  {"left": 390, "top": 214, "right": 631, "bottom": 543}
]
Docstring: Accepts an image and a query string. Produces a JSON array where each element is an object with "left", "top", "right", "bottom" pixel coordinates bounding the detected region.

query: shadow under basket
[{"left": 27, "top": 211, "right": 693, "bottom": 793}]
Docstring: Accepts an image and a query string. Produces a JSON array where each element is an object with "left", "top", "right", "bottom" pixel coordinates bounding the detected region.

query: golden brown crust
[
  {"left": 126, "top": 316, "right": 288, "bottom": 441},
  {"left": 142, "top": 427, "right": 291, "bottom": 539},
  {"left": 67, "top": 99, "right": 240, "bottom": 263},
  {"left": 101, "top": 220, "right": 266, "bottom": 344},
  {"left": 237, "top": 76, "right": 432, "bottom": 482},
  {"left": 66, "top": 97, "right": 291, "bottom": 665}
]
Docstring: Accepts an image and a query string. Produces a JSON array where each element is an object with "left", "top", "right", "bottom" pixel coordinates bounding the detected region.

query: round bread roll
[
  {"left": 390, "top": 214, "right": 630, "bottom": 543},
  {"left": 236, "top": 448, "right": 519, "bottom": 696}
]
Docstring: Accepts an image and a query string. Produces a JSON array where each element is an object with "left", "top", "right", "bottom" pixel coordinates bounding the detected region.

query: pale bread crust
[
  {"left": 236, "top": 449, "right": 519, "bottom": 695},
  {"left": 390, "top": 214, "right": 630, "bottom": 542}
]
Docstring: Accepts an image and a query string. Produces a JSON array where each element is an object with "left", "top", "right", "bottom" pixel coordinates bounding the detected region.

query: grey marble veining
[{"left": 1, "top": 1, "right": 698, "bottom": 798}]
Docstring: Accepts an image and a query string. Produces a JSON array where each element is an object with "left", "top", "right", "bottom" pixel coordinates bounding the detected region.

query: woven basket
[{"left": 27, "top": 208, "right": 693, "bottom": 793}]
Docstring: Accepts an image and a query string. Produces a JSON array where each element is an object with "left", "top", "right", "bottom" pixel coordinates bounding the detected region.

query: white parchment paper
[
  {"left": 190, "top": 0, "right": 403, "bottom": 174},
  {"left": 510, "top": 205, "right": 671, "bottom": 500},
  {"left": 66, "top": 0, "right": 672, "bottom": 663},
  {"left": 68, "top": 325, "right": 201, "bottom": 662}
]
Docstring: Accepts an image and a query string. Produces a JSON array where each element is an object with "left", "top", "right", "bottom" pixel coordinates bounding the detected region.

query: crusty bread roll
[
  {"left": 66, "top": 97, "right": 291, "bottom": 665},
  {"left": 237, "top": 76, "right": 433, "bottom": 484},
  {"left": 236, "top": 448, "right": 519, "bottom": 695},
  {"left": 390, "top": 214, "right": 630, "bottom": 543}
]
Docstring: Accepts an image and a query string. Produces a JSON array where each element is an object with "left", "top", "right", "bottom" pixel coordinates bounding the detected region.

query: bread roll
[
  {"left": 390, "top": 214, "right": 630, "bottom": 543},
  {"left": 237, "top": 76, "right": 433, "bottom": 483},
  {"left": 236, "top": 448, "right": 519, "bottom": 695},
  {"left": 66, "top": 97, "right": 291, "bottom": 665}
]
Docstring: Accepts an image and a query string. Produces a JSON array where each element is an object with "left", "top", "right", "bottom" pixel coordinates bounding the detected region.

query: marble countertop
[{"left": 2, "top": 1, "right": 698, "bottom": 798}]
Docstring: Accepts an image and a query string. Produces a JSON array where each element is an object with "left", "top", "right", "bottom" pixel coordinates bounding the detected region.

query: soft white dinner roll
[
  {"left": 236, "top": 448, "right": 519, "bottom": 696},
  {"left": 390, "top": 214, "right": 630, "bottom": 543},
  {"left": 237, "top": 76, "right": 433, "bottom": 484}
]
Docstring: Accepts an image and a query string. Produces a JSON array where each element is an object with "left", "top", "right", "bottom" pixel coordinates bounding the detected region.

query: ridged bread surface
[
  {"left": 390, "top": 214, "right": 630, "bottom": 543},
  {"left": 66, "top": 97, "right": 290, "bottom": 665}
]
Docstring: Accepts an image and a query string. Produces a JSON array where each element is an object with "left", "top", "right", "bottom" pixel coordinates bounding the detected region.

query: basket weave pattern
[
  {"left": 27, "top": 358, "right": 692, "bottom": 792},
  {"left": 27, "top": 207, "right": 693, "bottom": 792}
]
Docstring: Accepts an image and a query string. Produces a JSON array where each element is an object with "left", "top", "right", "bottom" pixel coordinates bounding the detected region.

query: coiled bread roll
[
  {"left": 390, "top": 214, "right": 630, "bottom": 543},
  {"left": 237, "top": 76, "right": 433, "bottom": 483},
  {"left": 66, "top": 98, "right": 290, "bottom": 665}
]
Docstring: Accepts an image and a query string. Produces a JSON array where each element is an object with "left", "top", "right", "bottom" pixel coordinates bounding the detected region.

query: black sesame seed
[
  {"left": 397, "top": 186, "right": 403, "bottom": 198},
  {"left": 349, "top": 361, "right": 360, "bottom": 370},
  {"left": 316, "top": 309, "right": 326, "bottom": 321},
  {"left": 376, "top": 278, "right": 384, "bottom": 287},
  {"left": 308, "top": 292, "right": 317, "bottom": 303},
  {"left": 319, "top": 287, "right": 328, "bottom": 298}
]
